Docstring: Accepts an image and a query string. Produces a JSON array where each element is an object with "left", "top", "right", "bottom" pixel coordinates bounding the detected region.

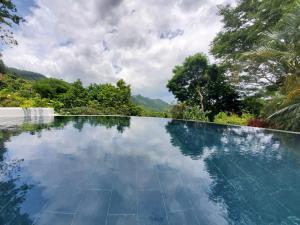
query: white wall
[
  {"left": 0, "top": 107, "right": 54, "bottom": 117},
  {"left": 0, "top": 107, "right": 55, "bottom": 127}
]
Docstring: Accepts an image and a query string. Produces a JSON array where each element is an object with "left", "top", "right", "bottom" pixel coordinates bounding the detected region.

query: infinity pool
[{"left": 0, "top": 116, "right": 300, "bottom": 225}]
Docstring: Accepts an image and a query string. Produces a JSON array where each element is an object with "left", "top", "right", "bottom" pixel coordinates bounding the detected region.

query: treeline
[
  {"left": 167, "top": 0, "right": 300, "bottom": 131},
  {"left": 0, "top": 67, "right": 168, "bottom": 117}
]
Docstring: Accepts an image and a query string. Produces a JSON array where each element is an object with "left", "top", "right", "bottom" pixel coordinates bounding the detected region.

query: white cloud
[{"left": 3, "top": 0, "right": 234, "bottom": 101}]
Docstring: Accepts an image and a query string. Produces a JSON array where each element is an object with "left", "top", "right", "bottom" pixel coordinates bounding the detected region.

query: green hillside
[
  {"left": 7, "top": 67, "right": 47, "bottom": 80},
  {"left": 131, "top": 94, "right": 170, "bottom": 112}
]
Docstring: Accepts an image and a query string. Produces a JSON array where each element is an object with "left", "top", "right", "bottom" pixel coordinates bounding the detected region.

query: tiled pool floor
[
  {"left": 31, "top": 156, "right": 209, "bottom": 225},
  {"left": 0, "top": 116, "right": 300, "bottom": 225}
]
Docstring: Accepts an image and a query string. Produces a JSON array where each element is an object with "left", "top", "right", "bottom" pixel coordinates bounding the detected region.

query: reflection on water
[
  {"left": 0, "top": 116, "right": 54, "bottom": 129},
  {"left": 0, "top": 116, "right": 299, "bottom": 225},
  {"left": 166, "top": 120, "right": 300, "bottom": 224}
]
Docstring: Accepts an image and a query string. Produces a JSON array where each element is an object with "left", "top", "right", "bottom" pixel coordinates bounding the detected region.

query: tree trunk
[{"left": 196, "top": 86, "right": 204, "bottom": 111}]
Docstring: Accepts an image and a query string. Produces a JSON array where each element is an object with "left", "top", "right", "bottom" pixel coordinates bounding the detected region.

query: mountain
[
  {"left": 7, "top": 67, "right": 47, "bottom": 80},
  {"left": 131, "top": 94, "right": 171, "bottom": 112}
]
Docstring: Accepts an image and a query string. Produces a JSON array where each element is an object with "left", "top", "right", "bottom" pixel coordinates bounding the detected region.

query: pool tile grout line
[
  {"left": 157, "top": 170, "right": 170, "bottom": 225},
  {"left": 70, "top": 187, "right": 87, "bottom": 225},
  {"left": 177, "top": 174, "right": 207, "bottom": 225},
  {"left": 104, "top": 190, "right": 113, "bottom": 225},
  {"left": 136, "top": 156, "right": 140, "bottom": 225},
  {"left": 44, "top": 210, "right": 76, "bottom": 215}
]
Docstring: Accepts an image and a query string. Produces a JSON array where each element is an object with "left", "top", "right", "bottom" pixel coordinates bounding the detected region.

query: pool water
[{"left": 0, "top": 116, "right": 300, "bottom": 225}]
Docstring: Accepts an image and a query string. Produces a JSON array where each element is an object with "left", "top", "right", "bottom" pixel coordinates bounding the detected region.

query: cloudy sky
[{"left": 3, "top": 0, "right": 235, "bottom": 102}]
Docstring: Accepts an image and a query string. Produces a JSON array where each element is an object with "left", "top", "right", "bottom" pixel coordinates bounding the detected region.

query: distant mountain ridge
[
  {"left": 131, "top": 94, "right": 170, "bottom": 112},
  {"left": 7, "top": 67, "right": 47, "bottom": 80}
]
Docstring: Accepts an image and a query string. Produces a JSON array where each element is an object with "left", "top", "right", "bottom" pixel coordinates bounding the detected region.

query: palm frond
[{"left": 268, "top": 103, "right": 300, "bottom": 131}]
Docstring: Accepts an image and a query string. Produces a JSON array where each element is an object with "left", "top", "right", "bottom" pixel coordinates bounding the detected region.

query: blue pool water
[{"left": 0, "top": 116, "right": 300, "bottom": 225}]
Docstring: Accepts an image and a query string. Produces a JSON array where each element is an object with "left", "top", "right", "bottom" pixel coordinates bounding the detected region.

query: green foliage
[
  {"left": 170, "top": 103, "right": 186, "bottom": 119},
  {"left": 209, "top": 0, "right": 300, "bottom": 131},
  {"left": 0, "top": 74, "right": 52, "bottom": 108},
  {"left": 0, "top": 60, "right": 6, "bottom": 73},
  {"left": 57, "top": 79, "right": 143, "bottom": 116},
  {"left": 211, "top": 0, "right": 299, "bottom": 95},
  {"left": 131, "top": 94, "right": 170, "bottom": 112},
  {"left": 0, "top": 0, "right": 24, "bottom": 46},
  {"left": 211, "top": 0, "right": 297, "bottom": 63},
  {"left": 87, "top": 79, "right": 131, "bottom": 108},
  {"left": 0, "top": 70, "right": 143, "bottom": 116},
  {"left": 214, "top": 112, "right": 254, "bottom": 126},
  {"left": 167, "top": 53, "right": 209, "bottom": 109},
  {"left": 170, "top": 103, "right": 209, "bottom": 121},
  {"left": 182, "top": 106, "right": 209, "bottom": 121},
  {"left": 241, "top": 3, "right": 300, "bottom": 82},
  {"left": 261, "top": 94, "right": 285, "bottom": 118},
  {"left": 167, "top": 53, "right": 241, "bottom": 119},
  {"left": 33, "top": 78, "right": 71, "bottom": 99},
  {"left": 138, "top": 107, "right": 170, "bottom": 118},
  {"left": 268, "top": 103, "right": 300, "bottom": 132},
  {"left": 59, "top": 104, "right": 142, "bottom": 116},
  {"left": 59, "top": 79, "right": 88, "bottom": 108},
  {"left": 261, "top": 75, "right": 300, "bottom": 118},
  {"left": 242, "top": 96, "right": 264, "bottom": 116},
  {"left": 204, "top": 64, "right": 241, "bottom": 118}
]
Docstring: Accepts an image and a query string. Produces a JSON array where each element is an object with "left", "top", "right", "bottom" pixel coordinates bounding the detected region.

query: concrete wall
[
  {"left": 0, "top": 107, "right": 54, "bottom": 117},
  {"left": 0, "top": 107, "right": 55, "bottom": 127}
]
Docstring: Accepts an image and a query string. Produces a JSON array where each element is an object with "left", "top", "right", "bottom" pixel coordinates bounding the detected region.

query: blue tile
[
  {"left": 271, "top": 188, "right": 300, "bottom": 216},
  {"left": 87, "top": 170, "right": 114, "bottom": 190},
  {"left": 107, "top": 215, "right": 138, "bottom": 225},
  {"left": 18, "top": 185, "right": 47, "bottom": 219},
  {"left": 162, "top": 188, "right": 193, "bottom": 213},
  {"left": 57, "top": 171, "right": 91, "bottom": 189},
  {"left": 190, "top": 195, "right": 229, "bottom": 225},
  {"left": 109, "top": 185, "right": 137, "bottom": 214},
  {"left": 108, "top": 167, "right": 138, "bottom": 214},
  {"left": 138, "top": 190, "right": 168, "bottom": 225},
  {"left": 0, "top": 184, "right": 46, "bottom": 224},
  {"left": 113, "top": 155, "right": 137, "bottom": 171},
  {"left": 113, "top": 168, "right": 137, "bottom": 187},
  {"left": 137, "top": 169, "right": 160, "bottom": 191},
  {"left": 34, "top": 212, "right": 73, "bottom": 225},
  {"left": 157, "top": 171, "right": 193, "bottom": 212},
  {"left": 168, "top": 210, "right": 201, "bottom": 225},
  {"left": 72, "top": 190, "right": 110, "bottom": 225},
  {"left": 43, "top": 187, "right": 84, "bottom": 214}
]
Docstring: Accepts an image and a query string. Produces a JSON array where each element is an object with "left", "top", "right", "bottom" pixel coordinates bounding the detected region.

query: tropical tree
[
  {"left": 0, "top": 0, "right": 24, "bottom": 46},
  {"left": 33, "top": 78, "right": 71, "bottom": 99},
  {"left": 211, "top": 0, "right": 298, "bottom": 90},
  {"left": 241, "top": 2, "right": 300, "bottom": 82},
  {"left": 60, "top": 79, "right": 88, "bottom": 108},
  {"left": 87, "top": 79, "right": 131, "bottom": 108},
  {"left": 167, "top": 53, "right": 241, "bottom": 119},
  {"left": 241, "top": 3, "right": 300, "bottom": 131},
  {"left": 203, "top": 64, "right": 241, "bottom": 117},
  {"left": 167, "top": 53, "right": 209, "bottom": 111}
]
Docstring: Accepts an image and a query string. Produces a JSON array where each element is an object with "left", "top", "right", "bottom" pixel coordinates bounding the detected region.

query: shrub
[
  {"left": 170, "top": 104, "right": 209, "bottom": 121},
  {"left": 140, "top": 108, "right": 171, "bottom": 118},
  {"left": 214, "top": 112, "right": 254, "bottom": 126},
  {"left": 247, "top": 118, "right": 269, "bottom": 128},
  {"left": 242, "top": 96, "right": 264, "bottom": 116},
  {"left": 182, "top": 106, "right": 209, "bottom": 121},
  {"left": 170, "top": 103, "right": 186, "bottom": 119}
]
